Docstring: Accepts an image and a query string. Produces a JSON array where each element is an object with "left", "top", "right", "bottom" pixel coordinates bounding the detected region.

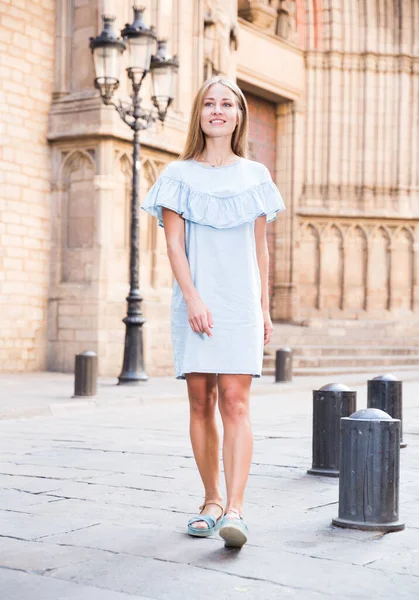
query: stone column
[{"left": 271, "top": 100, "right": 304, "bottom": 321}]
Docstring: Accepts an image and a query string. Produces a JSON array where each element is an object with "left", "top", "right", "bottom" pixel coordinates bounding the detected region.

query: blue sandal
[
  {"left": 187, "top": 501, "right": 224, "bottom": 537},
  {"left": 219, "top": 510, "right": 248, "bottom": 548}
]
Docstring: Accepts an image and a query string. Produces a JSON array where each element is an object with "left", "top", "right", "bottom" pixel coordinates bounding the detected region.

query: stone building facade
[{"left": 0, "top": 0, "right": 418, "bottom": 377}]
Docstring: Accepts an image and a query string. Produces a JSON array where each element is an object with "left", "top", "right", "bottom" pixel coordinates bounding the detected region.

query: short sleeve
[
  {"left": 256, "top": 164, "right": 286, "bottom": 223},
  {"left": 141, "top": 175, "right": 186, "bottom": 227}
]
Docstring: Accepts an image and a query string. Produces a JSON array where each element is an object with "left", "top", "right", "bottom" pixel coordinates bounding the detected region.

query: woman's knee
[
  {"left": 219, "top": 386, "right": 249, "bottom": 422},
  {"left": 187, "top": 375, "right": 218, "bottom": 419}
]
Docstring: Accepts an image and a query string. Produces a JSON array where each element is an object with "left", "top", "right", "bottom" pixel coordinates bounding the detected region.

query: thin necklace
[{"left": 202, "top": 153, "right": 236, "bottom": 168}]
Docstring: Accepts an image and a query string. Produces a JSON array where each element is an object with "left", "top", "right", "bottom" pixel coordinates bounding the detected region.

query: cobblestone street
[{"left": 0, "top": 373, "right": 418, "bottom": 599}]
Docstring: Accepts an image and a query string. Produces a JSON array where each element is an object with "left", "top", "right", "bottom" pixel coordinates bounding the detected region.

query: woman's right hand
[{"left": 186, "top": 295, "right": 213, "bottom": 337}]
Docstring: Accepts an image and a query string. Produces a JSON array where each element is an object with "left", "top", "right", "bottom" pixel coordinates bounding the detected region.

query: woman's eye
[
  {"left": 205, "top": 102, "right": 213, "bottom": 107},
  {"left": 223, "top": 103, "right": 232, "bottom": 107}
]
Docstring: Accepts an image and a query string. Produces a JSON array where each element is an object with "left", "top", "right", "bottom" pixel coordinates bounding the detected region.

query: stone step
[
  {"left": 271, "top": 319, "right": 419, "bottom": 334},
  {"left": 264, "top": 354, "right": 419, "bottom": 369},
  {"left": 269, "top": 334, "right": 419, "bottom": 347},
  {"left": 266, "top": 320, "right": 419, "bottom": 376},
  {"left": 270, "top": 321, "right": 419, "bottom": 345},
  {"left": 262, "top": 364, "right": 419, "bottom": 377},
  {"left": 265, "top": 345, "right": 419, "bottom": 357}
]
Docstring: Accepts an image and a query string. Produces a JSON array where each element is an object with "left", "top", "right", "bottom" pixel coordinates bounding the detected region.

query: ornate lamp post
[{"left": 90, "top": 7, "right": 179, "bottom": 384}]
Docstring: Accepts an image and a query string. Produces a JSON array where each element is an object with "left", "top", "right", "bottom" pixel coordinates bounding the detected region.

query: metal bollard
[
  {"left": 368, "top": 373, "right": 406, "bottom": 448},
  {"left": 307, "top": 383, "right": 356, "bottom": 477},
  {"left": 275, "top": 347, "right": 293, "bottom": 382},
  {"left": 74, "top": 351, "right": 97, "bottom": 397},
  {"left": 332, "top": 408, "right": 404, "bottom": 532}
]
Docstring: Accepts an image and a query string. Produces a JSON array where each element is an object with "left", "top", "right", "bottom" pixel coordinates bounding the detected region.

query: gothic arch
[
  {"left": 112, "top": 154, "right": 132, "bottom": 251},
  {"left": 320, "top": 223, "right": 344, "bottom": 310},
  {"left": 369, "top": 226, "right": 391, "bottom": 311},
  {"left": 347, "top": 223, "right": 369, "bottom": 243},
  {"left": 393, "top": 225, "right": 414, "bottom": 243},
  {"left": 140, "top": 158, "right": 161, "bottom": 289},
  {"left": 58, "top": 149, "right": 96, "bottom": 283},
  {"left": 345, "top": 225, "right": 368, "bottom": 310},
  {"left": 323, "top": 222, "right": 344, "bottom": 242},
  {"left": 60, "top": 149, "right": 96, "bottom": 182},
  {"left": 117, "top": 152, "right": 132, "bottom": 171},
  {"left": 141, "top": 158, "right": 159, "bottom": 186},
  {"left": 391, "top": 226, "right": 414, "bottom": 311},
  {"left": 299, "top": 222, "right": 321, "bottom": 309}
]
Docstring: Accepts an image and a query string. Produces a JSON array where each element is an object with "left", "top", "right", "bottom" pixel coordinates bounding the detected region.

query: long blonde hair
[{"left": 179, "top": 76, "right": 249, "bottom": 160}]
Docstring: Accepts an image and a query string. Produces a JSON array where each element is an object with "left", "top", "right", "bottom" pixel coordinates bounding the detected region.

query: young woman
[{"left": 142, "top": 76, "right": 285, "bottom": 548}]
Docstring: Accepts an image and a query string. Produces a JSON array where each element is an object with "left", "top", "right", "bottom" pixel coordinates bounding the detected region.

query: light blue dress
[{"left": 142, "top": 158, "right": 285, "bottom": 379}]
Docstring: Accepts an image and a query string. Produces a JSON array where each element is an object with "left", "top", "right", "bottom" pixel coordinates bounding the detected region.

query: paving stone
[
  {"left": 0, "top": 537, "right": 102, "bottom": 572},
  {"left": 23, "top": 498, "right": 189, "bottom": 530},
  {"left": 48, "top": 552, "right": 316, "bottom": 599},
  {"left": 365, "top": 549, "right": 419, "bottom": 577},
  {"left": 0, "top": 569, "right": 153, "bottom": 600},
  {"left": 0, "top": 473, "right": 61, "bottom": 495},
  {"left": 1, "top": 378, "right": 419, "bottom": 598},
  {"left": 0, "top": 488, "right": 66, "bottom": 510},
  {"left": 0, "top": 510, "right": 101, "bottom": 541},
  {"left": 0, "top": 461, "right": 117, "bottom": 481}
]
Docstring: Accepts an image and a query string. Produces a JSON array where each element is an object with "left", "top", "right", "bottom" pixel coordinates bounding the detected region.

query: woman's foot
[
  {"left": 219, "top": 509, "right": 248, "bottom": 548},
  {"left": 187, "top": 500, "right": 224, "bottom": 537}
]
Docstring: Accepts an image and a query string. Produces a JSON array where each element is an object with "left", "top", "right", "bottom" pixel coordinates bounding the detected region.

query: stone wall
[
  {"left": 296, "top": 0, "right": 419, "bottom": 321},
  {"left": 2, "top": 0, "right": 418, "bottom": 377},
  {"left": 0, "top": 0, "right": 55, "bottom": 371},
  {"left": 46, "top": 0, "right": 215, "bottom": 377}
]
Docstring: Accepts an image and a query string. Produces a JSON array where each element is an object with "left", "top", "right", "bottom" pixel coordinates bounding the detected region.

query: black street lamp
[{"left": 90, "top": 7, "right": 179, "bottom": 384}]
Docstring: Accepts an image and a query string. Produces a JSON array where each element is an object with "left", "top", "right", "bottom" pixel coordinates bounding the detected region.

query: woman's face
[{"left": 200, "top": 83, "right": 239, "bottom": 140}]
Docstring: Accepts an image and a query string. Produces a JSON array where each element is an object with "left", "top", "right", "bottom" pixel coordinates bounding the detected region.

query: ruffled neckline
[{"left": 142, "top": 174, "right": 285, "bottom": 229}]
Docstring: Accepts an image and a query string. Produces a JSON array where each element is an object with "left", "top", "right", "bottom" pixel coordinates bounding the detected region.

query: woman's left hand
[{"left": 263, "top": 310, "right": 273, "bottom": 346}]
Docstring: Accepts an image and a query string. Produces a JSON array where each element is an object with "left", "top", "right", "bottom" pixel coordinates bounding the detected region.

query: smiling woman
[{"left": 141, "top": 76, "right": 285, "bottom": 549}]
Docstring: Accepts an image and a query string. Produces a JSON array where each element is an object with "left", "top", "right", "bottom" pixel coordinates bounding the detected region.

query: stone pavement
[{"left": 0, "top": 371, "right": 419, "bottom": 599}]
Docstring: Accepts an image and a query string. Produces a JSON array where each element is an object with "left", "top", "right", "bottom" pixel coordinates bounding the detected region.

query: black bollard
[
  {"left": 307, "top": 383, "right": 356, "bottom": 477},
  {"left": 74, "top": 351, "right": 97, "bottom": 397},
  {"left": 275, "top": 347, "right": 293, "bottom": 382},
  {"left": 368, "top": 374, "right": 406, "bottom": 448},
  {"left": 332, "top": 408, "right": 404, "bottom": 532}
]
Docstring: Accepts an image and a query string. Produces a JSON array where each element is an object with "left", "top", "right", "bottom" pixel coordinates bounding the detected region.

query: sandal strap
[
  {"left": 199, "top": 501, "right": 224, "bottom": 514},
  {"left": 188, "top": 514, "right": 216, "bottom": 529}
]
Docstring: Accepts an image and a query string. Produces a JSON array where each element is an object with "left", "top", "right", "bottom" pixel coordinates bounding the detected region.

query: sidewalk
[
  {"left": 1, "top": 368, "right": 419, "bottom": 420},
  {"left": 0, "top": 370, "right": 418, "bottom": 598}
]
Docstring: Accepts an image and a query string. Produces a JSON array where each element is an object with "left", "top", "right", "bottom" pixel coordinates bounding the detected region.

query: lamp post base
[
  {"left": 117, "top": 291, "right": 148, "bottom": 385},
  {"left": 118, "top": 374, "right": 148, "bottom": 385}
]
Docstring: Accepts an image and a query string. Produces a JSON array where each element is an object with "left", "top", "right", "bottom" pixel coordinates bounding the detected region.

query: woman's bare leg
[
  {"left": 217, "top": 374, "right": 253, "bottom": 516},
  {"left": 186, "top": 373, "right": 223, "bottom": 528}
]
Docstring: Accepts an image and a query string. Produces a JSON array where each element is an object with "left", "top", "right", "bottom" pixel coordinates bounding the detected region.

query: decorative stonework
[
  {"left": 60, "top": 150, "right": 96, "bottom": 283},
  {"left": 298, "top": 220, "right": 416, "bottom": 318},
  {"left": 277, "top": 0, "right": 298, "bottom": 42},
  {"left": 204, "top": 1, "right": 237, "bottom": 79},
  {"left": 238, "top": 0, "right": 279, "bottom": 33}
]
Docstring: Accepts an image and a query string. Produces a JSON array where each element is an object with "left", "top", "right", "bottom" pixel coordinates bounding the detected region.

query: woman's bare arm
[
  {"left": 255, "top": 215, "right": 273, "bottom": 345},
  {"left": 162, "top": 208, "right": 213, "bottom": 336}
]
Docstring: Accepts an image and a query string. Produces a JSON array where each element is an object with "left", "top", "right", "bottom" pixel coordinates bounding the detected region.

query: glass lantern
[
  {"left": 89, "top": 16, "right": 126, "bottom": 103},
  {"left": 150, "top": 39, "right": 179, "bottom": 121},
  {"left": 121, "top": 6, "right": 157, "bottom": 86}
]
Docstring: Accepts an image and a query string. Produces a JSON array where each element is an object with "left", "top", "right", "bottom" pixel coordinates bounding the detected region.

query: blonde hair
[{"left": 179, "top": 76, "right": 249, "bottom": 160}]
